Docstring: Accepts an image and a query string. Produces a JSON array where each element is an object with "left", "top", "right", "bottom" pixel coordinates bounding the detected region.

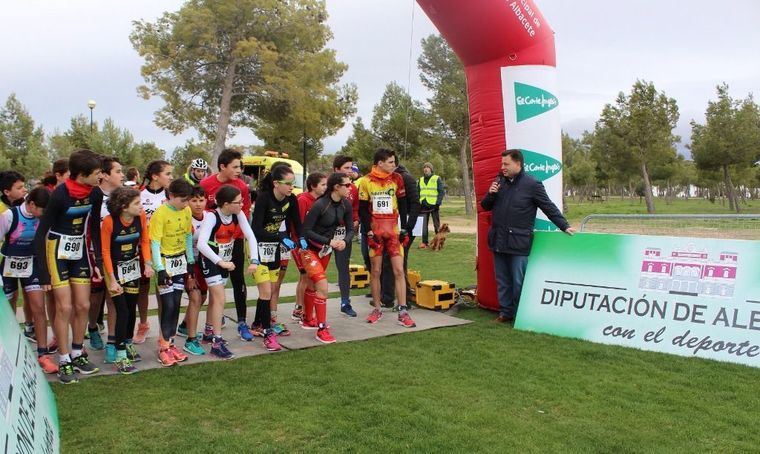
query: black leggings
[
  {"left": 158, "top": 274, "right": 185, "bottom": 341},
  {"left": 334, "top": 239, "right": 352, "bottom": 302},
  {"left": 113, "top": 285, "right": 139, "bottom": 350},
  {"left": 253, "top": 298, "right": 271, "bottom": 330},
  {"left": 231, "top": 238, "right": 247, "bottom": 321}
]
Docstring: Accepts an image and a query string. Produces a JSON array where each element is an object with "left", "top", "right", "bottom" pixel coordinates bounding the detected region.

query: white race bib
[
  {"left": 279, "top": 244, "right": 291, "bottom": 260},
  {"left": 218, "top": 242, "right": 234, "bottom": 262},
  {"left": 333, "top": 225, "right": 346, "bottom": 241},
  {"left": 258, "top": 242, "right": 278, "bottom": 263},
  {"left": 57, "top": 234, "right": 84, "bottom": 260},
  {"left": 372, "top": 194, "right": 393, "bottom": 214},
  {"left": 116, "top": 257, "right": 141, "bottom": 284},
  {"left": 3, "top": 256, "right": 33, "bottom": 278},
  {"left": 164, "top": 254, "right": 187, "bottom": 276}
]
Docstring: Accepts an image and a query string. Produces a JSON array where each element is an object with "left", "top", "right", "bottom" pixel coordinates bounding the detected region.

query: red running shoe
[
  {"left": 366, "top": 309, "right": 383, "bottom": 324},
  {"left": 316, "top": 328, "right": 336, "bottom": 344}
]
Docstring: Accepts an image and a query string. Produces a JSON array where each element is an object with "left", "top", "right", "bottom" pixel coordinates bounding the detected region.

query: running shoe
[
  {"left": 126, "top": 343, "right": 142, "bottom": 362},
  {"left": 210, "top": 342, "right": 234, "bottom": 360},
  {"left": 104, "top": 344, "right": 117, "bottom": 364},
  {"left": 291, "top": 306, "right": 304, "bottom": 321},
  {"left": 48, "top": 337, "right": 59, "bottom": 353},
  {"left": 340, "top": 304, "right": 357, "bottom": 317},
  {"left": 89, "top": 330, "right": 105, "bottom": 350},
  {"left": 201, "top": 325, "right": 214, "bottom": 344},
  {"left": 115, "top": 358, "right": 138, "bottom": 375},
  {"left": 183, "top": 339, "right": 206, "bottom": 356},
  {"left": 38, "top": 355, "right": 59, "bottom": 374},
  {"left": 272, "top": 321, "right": 291, "bottom": 336},
  {"left": 168, "top": 345, "right": 188, "bottom": 363},
  {"left": 299, "top": 318, "right": 319, "bottom": 330},
  {"left": 366, "top": 309, "right": 383, "bottom": 324},
  {"left": 23, "top": 327, "right": 36, "bottom": 343},
  {"left": 249, "top": 324, "right": 266, "bottom": 338},
  {"left": 58, "top": 362, "right": 78, "bottom": 384},
  {"left": 238, "top": 322, "right": 254, "bottom": 341},
  {"left": 72, "top": 354, "right": 100, "bottom": 375},
  {"left": 176, "top": 322, "right": 188, "bottom": 338},
  {"left": 398, "top": 311, "right": 416, "bottom": 328},
  {"left": 316, "top": 328, "right": 336, "bottom": 344},
  {"left": 263, "top": 332, "right": 282, "bottom": 352},
  {"left": 133, "top": 322, "right": 150, "bottom": 344},
  {"left": 157, "top": 349, "right": 176, "bottom": 367}
]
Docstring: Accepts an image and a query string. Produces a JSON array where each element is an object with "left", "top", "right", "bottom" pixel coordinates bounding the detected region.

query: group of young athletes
[{"left": 0, "top": 146, "right": 416, "bottom": 384}]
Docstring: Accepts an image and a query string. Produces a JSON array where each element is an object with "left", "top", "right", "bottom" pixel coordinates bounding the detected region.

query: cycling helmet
[{"left": 191, "top": 158, "right": 209, "bottom": 170}]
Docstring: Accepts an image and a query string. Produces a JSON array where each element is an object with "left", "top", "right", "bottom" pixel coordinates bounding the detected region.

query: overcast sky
[{"left": 1, "top": 0, "right": 758, "bottom": 159}]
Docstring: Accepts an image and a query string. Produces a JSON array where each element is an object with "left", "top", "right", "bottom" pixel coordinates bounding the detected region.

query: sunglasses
[
  {"left": 276, "top": 180, "right": 295, "bottom": 186},
  {"left": 339, "top": 183, "right": 352, "bottom": 188}
]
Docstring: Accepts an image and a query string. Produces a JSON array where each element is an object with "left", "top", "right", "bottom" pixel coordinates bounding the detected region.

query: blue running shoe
[
  {"left": 89, "top": 330, "right": 104, "bottom": 351},
  {"left": 176, "top": 323, "right": 188, "bottom": 338},
  {"left": 237, "top": 322, "right": 254, "bottom": 341},
  {"left": 183, "top": 339, "right": 206, "bottom": 356},
  {"left": 104, "top": 344, "right": 117, "bottom": 364},
  {"left": 210, "top": 341, "right": 234, "bottom": 360},
  {"left": 340, "top": 304, "right": 357, "bottom": 317}
]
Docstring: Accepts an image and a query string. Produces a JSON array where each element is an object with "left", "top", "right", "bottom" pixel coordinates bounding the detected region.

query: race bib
[
  {"left": 3, "top": 256, "right": 33, "bottom": 278},
  {"left": 373, "top": 194, "right": 393, "bottom": 214},
  {"left": 57, "top": 234, "right": 84, "bottom": 260},
  {"left": 116, "top": 257, "right": 141, "bottom": 284},
  {"left": 258, "top": 242, "right": 278, "bottom": 263},
  {"left": 333, "top": 225, "right": 346, "bottom": 241},
  {"left": 164, "top": 254, "right": 187, "bottom": 276},
  {"left": 218, "top": 242, "right": 234, "bottom": 262},
  {"left": 279, "top": 244, "right": 291, "bottom": 260}
]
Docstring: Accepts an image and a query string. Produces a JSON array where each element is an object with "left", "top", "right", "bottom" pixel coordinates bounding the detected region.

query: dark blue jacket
[{"left": 480, "top": 170, "right": 569, "bottom": 256}]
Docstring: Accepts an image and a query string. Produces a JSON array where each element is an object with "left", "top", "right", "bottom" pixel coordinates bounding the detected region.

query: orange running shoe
[
  {"left": 37, "top": 355, "right": 59, "bottom": 374},
  {"left": 168, "top": 345, "right": 188, "bottom": 363},
  {"left": 157, "top": 349, "right": 177, "bottom": 367},
  {"left": 133, "top": 322, "right": 150, "bottom": 344}
]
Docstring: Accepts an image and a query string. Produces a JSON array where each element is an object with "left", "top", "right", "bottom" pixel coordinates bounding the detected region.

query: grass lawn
[
  {"left": 54, "top": 306, "right": 760, "bottom": 452},
  {"left": 52, "top": 219, "right": 760, "bottom": 452}
]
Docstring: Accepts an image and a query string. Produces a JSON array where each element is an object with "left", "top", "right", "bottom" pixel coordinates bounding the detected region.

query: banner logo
[
  {"left": 515, "top": 82, "right": 558, "bottom": 122},
  {"left": 521, "top": 148, "right": 562, "bottom": 182}
]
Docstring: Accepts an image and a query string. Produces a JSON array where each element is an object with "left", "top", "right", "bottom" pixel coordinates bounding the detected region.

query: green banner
[
  {"left": 516, "top": 232, "right": 760, "bottom": 368},
  {"left": 0, "top": 292, "right": 60, "bottom": 453}
]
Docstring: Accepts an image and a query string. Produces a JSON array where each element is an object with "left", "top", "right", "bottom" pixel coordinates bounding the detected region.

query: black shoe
[{"left": 381, "top": 300, "right": 395, "bottom": 309}]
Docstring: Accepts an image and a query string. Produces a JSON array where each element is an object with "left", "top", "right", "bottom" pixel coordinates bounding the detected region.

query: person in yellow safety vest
[{"left": 418, "top": 162, "right": 444, "bottom": 249}]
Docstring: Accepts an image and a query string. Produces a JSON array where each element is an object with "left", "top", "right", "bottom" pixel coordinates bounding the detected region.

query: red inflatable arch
[{"left": 416, "top": 0, "right": 562, "bottom": 311}]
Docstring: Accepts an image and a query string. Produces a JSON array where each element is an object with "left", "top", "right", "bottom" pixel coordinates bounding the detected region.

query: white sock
[
  {"left": 71, "top": 349, "right": 83, "bottom": 359},
  {"left": 59, "top": 353, "right": 71, "bottom": 364}
]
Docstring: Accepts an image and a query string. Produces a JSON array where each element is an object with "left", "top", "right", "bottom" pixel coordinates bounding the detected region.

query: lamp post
[{"left": 87, "top": 99, "right": 96, "bottom": 132}]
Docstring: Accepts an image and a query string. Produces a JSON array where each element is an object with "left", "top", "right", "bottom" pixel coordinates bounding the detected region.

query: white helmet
[{"left": 190, "top": 158, "right": 208, "bottom": 170}]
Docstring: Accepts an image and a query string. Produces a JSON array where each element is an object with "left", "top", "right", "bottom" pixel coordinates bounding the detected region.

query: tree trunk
[
  {"left": 640, "top": 162, "right": 655, "bottom": 213},
  {"left": 460, "top": 134, "right": 474, "bottom": 217},
  {"left": 211, "top": 59, "right": 238, "bottom": 169},
  {"left": 722, "top": 165, "right": 740, "bottom": 213}
]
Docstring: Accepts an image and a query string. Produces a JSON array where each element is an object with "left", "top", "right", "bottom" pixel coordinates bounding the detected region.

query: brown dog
[{"left": 429, "top": 223, "right": 451, "bottom": 251}]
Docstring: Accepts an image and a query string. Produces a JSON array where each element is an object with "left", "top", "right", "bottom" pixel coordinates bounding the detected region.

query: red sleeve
[
  {"left": 101, "top": 216, "right": 114, "bottom": 275},
  {"left": 350, "top": 184, "right": 359, "bottom": 222},
  {"left": 297, "top": 194, "right": 309, "bottom": 222},
  {"left": 139, "top": 211, "right": 151, "bottom": 264},
  {"left": 395, "top": 174, "right": 406, "bottom": 198},
  {"left": 237, "top": 178, "right": 252, "bottom": 217}
]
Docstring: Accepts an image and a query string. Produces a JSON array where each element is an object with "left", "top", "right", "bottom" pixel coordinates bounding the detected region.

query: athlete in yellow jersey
[
  {"left": 358, "top": 148, "right": 416, "bottom": 328},
  {"left": 149, "top": 179, "right": 195, "bottom": 367}
]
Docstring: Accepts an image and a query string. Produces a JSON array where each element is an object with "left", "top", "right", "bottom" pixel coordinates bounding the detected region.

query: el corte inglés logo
[
  {"left": 521, "top": 149, "right": 562, "bottom": 182},
  {"left": 514, "top": 82, "right": 558, "bottom": 122}
]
